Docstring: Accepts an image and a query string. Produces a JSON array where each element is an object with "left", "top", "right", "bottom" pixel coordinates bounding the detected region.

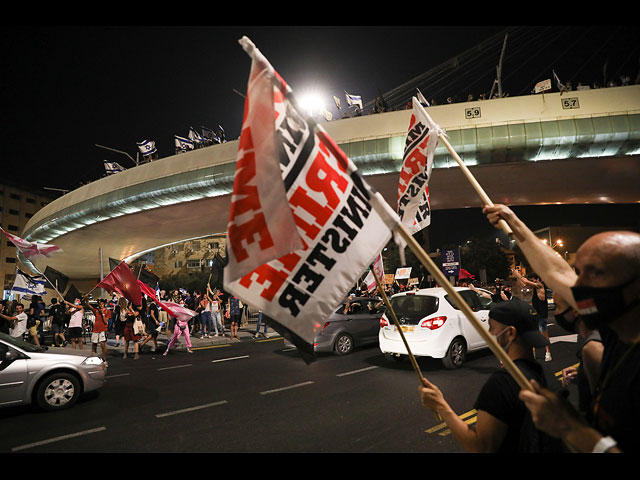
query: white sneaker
[{"left": 545, "top": 352, "right": 552, "bottom": 362}]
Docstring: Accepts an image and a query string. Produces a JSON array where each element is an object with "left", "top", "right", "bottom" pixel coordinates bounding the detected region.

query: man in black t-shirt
[
  {"left": 419, "top": 298, "right": 564, "bottom": 453},
  {"left": 48, "top": 298, "right": 68, "bottom": 347}
]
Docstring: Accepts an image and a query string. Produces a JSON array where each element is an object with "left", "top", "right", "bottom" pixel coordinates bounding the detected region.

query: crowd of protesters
[{"left": 0, "top": 284, "right": 266, "bottom": 361}]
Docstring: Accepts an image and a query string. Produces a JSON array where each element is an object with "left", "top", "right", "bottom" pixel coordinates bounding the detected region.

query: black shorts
[{"left": 69, "top": 327, "right": 83, "bottom": 338}]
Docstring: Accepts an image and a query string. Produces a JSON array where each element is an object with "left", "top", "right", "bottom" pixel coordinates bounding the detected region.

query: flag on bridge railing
[
  {"left": 0, "top": 227, "right": 63, "bottom": 259},
  {"left": 137, "top": 139, "right": 157, "bottom": 156},
  {"left": 11, "top": 268, "right": 48, "bottom": 297},
  {"left": 104, "top": 160, "right": 126, "bottom": 175},
  {"left": 174, "top": 135, "right": 194, "bottom": 152},
  {"left": 223, "top": 37, "right": 400, "bottom": 359},
  {"left": 397, "top": 97, "right": 442, "bottom": 238},
  {"left": 345, "top": 91, "right": 363, "bottom": 109}
]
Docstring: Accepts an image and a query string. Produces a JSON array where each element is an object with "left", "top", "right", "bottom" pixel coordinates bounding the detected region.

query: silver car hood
[{"left": 23, "top": 348, "right": 98, "bottom": 363}]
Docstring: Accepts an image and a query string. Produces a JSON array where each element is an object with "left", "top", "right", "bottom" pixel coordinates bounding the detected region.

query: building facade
[{"left": 1, "top": 182, "right": 58, "bottom": 298}]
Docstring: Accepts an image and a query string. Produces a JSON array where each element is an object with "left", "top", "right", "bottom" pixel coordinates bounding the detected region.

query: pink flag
[
  {"left": 161, "top": 302, "right": 197, "bottom": 322},
  {"left": 1, "top": 227, "right": 63, "bottom": 259},
  {"left": 363, "top": 253, "right": 385, "bottom": 292},
  {"left": 136, "top": 280, "right": 178, "bottom": 319},
  {"left": 97, "top": 261, "right": 142, "bottom": 307}
]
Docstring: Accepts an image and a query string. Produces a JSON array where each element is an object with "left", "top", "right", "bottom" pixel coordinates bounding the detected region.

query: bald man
[{"left": 484, "top": 204, "right": 640, "bottom": 453}]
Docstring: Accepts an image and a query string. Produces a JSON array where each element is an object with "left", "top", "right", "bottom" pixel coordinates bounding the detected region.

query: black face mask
[{"left": 571, "top": 276, "right": 639, "bottom": 330}]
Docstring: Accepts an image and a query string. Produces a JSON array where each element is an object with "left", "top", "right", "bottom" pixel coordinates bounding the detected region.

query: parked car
[
  {"left": 312, "top": 296, "right": 385, "bottom": 355},
  {"left": 379, "top": 287, "right": 492, "bottom": 369},
  {"left": 0, "top": 332, "right": 107, "bottom": 411}
]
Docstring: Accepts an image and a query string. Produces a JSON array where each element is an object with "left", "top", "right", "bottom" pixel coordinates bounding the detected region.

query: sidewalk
[{"left": 45, "top": 324, "right": 280, "bottom": 356}]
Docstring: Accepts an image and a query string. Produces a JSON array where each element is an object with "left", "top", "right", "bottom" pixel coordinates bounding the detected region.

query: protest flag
[
  {"left": 64, "top": 284, "right": 83, "bottom": 303},
  {"left": 96, "top": 261, "right": 142, "bottom": 306},
  {"left": 0, "top": 227, "right": 63, "bottom": 259},
  {"left": 224, "top": 37, "right": 400, "bottom": 360},
  {"left": 363, "top": 253, "right": 384, "bottom": 293},
  {"left": 136, "top": 279, "right": 179, "bottom": 319},
  {"left": 397, "top": 97, "right": 442, "bottom": 240},
  {"left": 11, "top": 268, "right": 47, "bottom": 297},
  {"left": 43, "top": 266, "right": 69, "bottom": 293}
]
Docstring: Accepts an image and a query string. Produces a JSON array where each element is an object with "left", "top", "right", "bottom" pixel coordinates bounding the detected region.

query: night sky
[{"left": 2, "top": 25, "right": 638, "bottom": 247}]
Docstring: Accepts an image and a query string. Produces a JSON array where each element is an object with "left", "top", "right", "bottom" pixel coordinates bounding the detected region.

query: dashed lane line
[
  {"left": 336, "top": 366, "right": 379, "bottom": 377},
  {"left": 11, "top": 427, "right": 107, "bottom": 452},
  {"left": 155, "top": 400, "right": 229, "bottom": 418},
  {"left": 211, "top": 355, "right": 250, "bottom": 363},
  {"left": 259, "top": 381, "right": 314, "bottom": 395},
  {"left": 157, "top": 364, "right": 192, "bottom": 371}
]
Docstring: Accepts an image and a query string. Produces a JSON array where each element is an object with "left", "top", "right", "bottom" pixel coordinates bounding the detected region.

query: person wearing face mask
[
  {"left": 554, "top": 292, "right": 603, "bottom": 419},
  {"left": 419, "top": 298, "right": 564, "bottom": 453},
  {"left": 484, "top": 204, "right": 640, "bottom": 453}
]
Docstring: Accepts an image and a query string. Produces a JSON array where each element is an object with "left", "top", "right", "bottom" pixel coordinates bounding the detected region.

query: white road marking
[
  {"left": 11, "top": 427, "right": 106, "bottom": 452},
  {"left": 155, "top": 400, "right": 228, "bottom": 418},
  {"left": 157, "top": 364, "right": 192, "bottom": 371},
  {"left": 259, "top": 381, "right": 314, "bottom": 395},
  {"left": 211, "top": 355, "right": 250, "bottom": 363},
  {"left": 336, "top": 366, "right": 379, "bottom": 377}
]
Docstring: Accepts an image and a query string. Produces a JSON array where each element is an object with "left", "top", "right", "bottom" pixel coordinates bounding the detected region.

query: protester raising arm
[{"left": 483, "top": 204, "right": 578, "bottom": 309}]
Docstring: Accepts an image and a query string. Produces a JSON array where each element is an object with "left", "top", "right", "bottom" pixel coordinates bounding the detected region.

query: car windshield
[
  {"left": 0, "top": 331, "right": 43, "bottom": 352},
  {"left": 389, "top": 295, "right": 439, "bottom": 325}
]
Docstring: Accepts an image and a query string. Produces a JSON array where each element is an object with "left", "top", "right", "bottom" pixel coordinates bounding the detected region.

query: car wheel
[
  {"left": 334, "top": 333, "right": 354, "bottom": 355},
  {"left": 35, "top": 372, "right": 81, "bottom": 411},
  {"left": 442, "top": 338, "right": 466, "bottom": 369}
]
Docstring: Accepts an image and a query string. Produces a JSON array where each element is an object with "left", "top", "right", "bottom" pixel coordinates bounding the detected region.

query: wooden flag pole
[
  {"left": 371, "top": 267, "right": 426, "bottom": 387},
  {"left": 395, "top": 222, "right": 532, "bottom": 392},
  {"left": 438, "top": 134, "right": 513, "bottom": 237},
  {"left": 370, "top": 267, "right": 442, "bottom": 422}
]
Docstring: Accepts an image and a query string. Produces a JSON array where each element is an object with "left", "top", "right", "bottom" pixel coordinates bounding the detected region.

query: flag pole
[
  {"left": 395, "top": 222, "right": 532, "bottom": 391},
  {"left": 438, "top": 134, "right": 513, "bottom": 237},
  {"left": 370, "top": 267, "right": 442, "bottom": 422},
  {"left": 411, "top": 99, "right": 513, "bottom": 238}
]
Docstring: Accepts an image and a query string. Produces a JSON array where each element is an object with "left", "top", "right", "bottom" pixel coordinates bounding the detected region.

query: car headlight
[{"left": 82, "top": 356, "right": 104, "bottom": 366}]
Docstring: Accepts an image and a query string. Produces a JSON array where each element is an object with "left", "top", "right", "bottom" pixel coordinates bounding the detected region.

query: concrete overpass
[{"left": 21, "top": 85, "right": 640, "bottom": 285}]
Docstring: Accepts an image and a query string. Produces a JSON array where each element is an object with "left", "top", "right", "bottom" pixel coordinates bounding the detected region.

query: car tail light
[
  {"left": 380, "top": 317, "right": 389, "bottom": 328},
  {"left": 322, "top": 321, "right": 331, "bottom": 329},
  {"left": 420, "top": 316, "right": 447, "bottom": 330}
]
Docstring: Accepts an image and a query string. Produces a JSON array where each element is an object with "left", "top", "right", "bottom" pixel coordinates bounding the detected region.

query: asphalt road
[{"left": 0, "top": 323, "right": 580, "bottom": 453}]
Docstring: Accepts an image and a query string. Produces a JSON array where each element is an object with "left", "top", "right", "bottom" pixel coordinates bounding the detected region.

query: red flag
[
  {"left": 459, "top": 268, "right": 475, "bottom": 279},
  {"left": 136, "top": 280, "right": 178, "bottom": 319},
  {"left": 97, "top": 261, "right": 142, "bottom": 306},
  {"left": 1, "top": 227, "right": 63, "bottom": 259}
]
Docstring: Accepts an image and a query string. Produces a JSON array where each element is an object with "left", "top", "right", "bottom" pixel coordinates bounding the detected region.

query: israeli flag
[
  {"left": 104, "top": 160, "right": 126, "bottom": 175},
  {"left": 345, "top": 91, "right": 363, "bottom": 109},
  {"left": 202, "top": 126, "right": 220, "bottom": 144},
  {"left": 174, "top": 135, "right": 194, "bottom": 151},
  {"left": 188, "top": 127, "right": 204, "bottom": 145},
  {"left": 137, "top": 140, "right": 157, "bottom": 156},
  {"left": 11, "top": 268, "right": 47, "bottom": 296}
]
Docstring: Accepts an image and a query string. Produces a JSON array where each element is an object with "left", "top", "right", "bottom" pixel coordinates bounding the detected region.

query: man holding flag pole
[{"left": 223, "top": 37, "right": 533, "bottom": 414}]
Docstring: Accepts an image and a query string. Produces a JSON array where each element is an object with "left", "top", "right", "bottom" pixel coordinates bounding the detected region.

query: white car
[{"left": 379, "top": 287, "right": 493, "bottom": 369}]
